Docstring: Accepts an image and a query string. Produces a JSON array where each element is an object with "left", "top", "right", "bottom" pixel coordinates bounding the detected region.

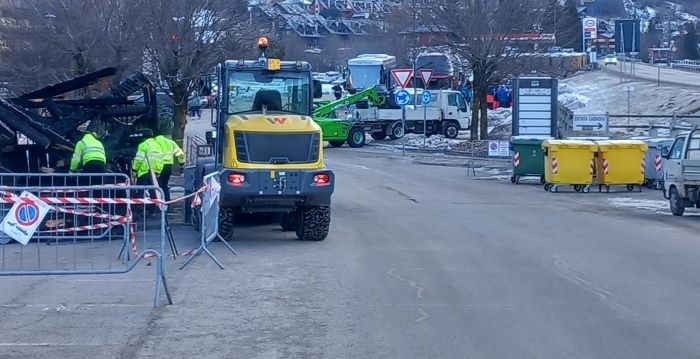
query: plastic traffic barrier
[
  {"left": 594, "top": 140, "right": 648, "bottom": 192},
  {"left": 510, "top": 136, "right": 551, "bottom": 184},
  {"left": 642, "top": 138, "right": 674, "bottom": 190},
  {"left": 542, "top": 140, "right": 597, "bottom": 193}
]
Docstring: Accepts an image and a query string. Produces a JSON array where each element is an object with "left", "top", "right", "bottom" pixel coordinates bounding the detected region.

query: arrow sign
[
  {"left": 391, "top": 68, "right": 413, "bottom": 88},
  {"left": 418, "top": 69, "right": 434, "bottom": 88},
  {"left": 572, "top": 114, "right": 608, "bottom": 132}
]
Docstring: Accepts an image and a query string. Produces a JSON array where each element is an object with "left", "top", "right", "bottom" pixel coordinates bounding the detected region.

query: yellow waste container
[
  {"left": 542, "top": 140, "right": 597, "bottom": 193},
  {"left": 594, "top": 140, "right": 648, "bottom": 192}
]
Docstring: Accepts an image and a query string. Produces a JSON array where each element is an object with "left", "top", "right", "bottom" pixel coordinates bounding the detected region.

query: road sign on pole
[
  {"left": 394, "top": 89, "right": 411, "bottom": 107},
  {"left": 418, "top": 69, "right": 434, "bottom": 88},
  {"left": 391, "top": 69, "right": 413, "bottom": 88}
]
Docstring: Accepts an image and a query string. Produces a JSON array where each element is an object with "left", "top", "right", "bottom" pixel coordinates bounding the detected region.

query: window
[
  {"left": 669, "top": 137, "right": 685, "bottom": 160},
  {"left": 687, "top": 132, "right": 700, "bottom": 160},
  {"left": 447, "top": 93, "right": 459, "bottom": 107},
  {"left": 227, "top": 70, "right": 311, "bottom": 115}
]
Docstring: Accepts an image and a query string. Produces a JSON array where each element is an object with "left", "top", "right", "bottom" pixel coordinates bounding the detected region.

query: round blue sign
[
  {"left": 15, "top": 202, "right": 39, "bottom": 226},
  {"left": 394, "top": 90, "right": 411, "bottom": 107},
  {"left": 421, "top": 91, "right": 432, "bottom": 105}
]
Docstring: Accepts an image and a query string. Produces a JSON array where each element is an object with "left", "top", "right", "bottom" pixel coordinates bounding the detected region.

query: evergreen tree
[
  {"left": 541, "top": 0, "right": 582, "bottom": 51},
  {"left": 681, "top": 22, "right": 699, "bottom": 60}
]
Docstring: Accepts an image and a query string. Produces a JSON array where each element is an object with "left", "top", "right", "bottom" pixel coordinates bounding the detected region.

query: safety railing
[
  {"left": 0, "top": 174, "right": 172, "bottom": 307},
  {"left": 180, "top": 171, "right": 235, "bottom": 270}
]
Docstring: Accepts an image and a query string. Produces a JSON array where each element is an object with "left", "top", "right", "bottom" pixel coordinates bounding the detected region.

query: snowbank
[{"left": 400, "top": 134, "right": 462, "bottom": 150}]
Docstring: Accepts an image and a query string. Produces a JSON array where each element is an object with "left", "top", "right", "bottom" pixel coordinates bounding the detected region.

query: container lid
[
  {"left": 595, "top": 140, "right": 648, "bottom": 151},
  {"left": 511, "top": 137, "right": 550, "bottom": 145},
  {"left": 542, "top": 139, "right": 597, "bottom": 149}
]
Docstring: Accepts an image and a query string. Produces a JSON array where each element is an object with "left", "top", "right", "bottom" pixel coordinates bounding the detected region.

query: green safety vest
[
  {"left": 132, "top": 138, "right": 164, "bottom": 177},
  {"left": 70, "top": 133, "right": 106, "bottom": 171},
  {"left": 155, "top": 135, "right": 185, "bottom": 165}
]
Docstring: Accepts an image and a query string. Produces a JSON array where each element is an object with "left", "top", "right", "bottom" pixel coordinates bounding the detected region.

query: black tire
[
  {"left": 295, "top": 206, "right": 331, "bottom": 241},
  {"left": 371, "top": 132, "right": 387, "bottom": 141},
  {"left": 389, "top": 122, "right": 404, "bottom": 140},
  {"left": 329, "top": 140, "right": 345, "bottom": 148},
  {"left": 544, "top": 183, "right": 552, "bottom": 191},
  {"left": 510, "top": 176, "right": 516, "bottom": 184},
  {"left": 219, "top": 206, "right": 235, "bottom": 240},
  {"left": 574, "top": 185, "right": 582, "bottom": 192},
  {"left": 626, "top": 184, "right": 634, "bottom": 192},
  {"left": 669, "top": 187, "right": 685, "bottom": 216},
  {"left": 280, "top": 212, "right": 296, "bottom": 231},
  {"left": 347, "top": 126, "right": 365, "bottom": 148},
  {"left": 540, "top": 176, "right": 546, "bottom": 184},
  {"left": 582, "top": 186, "right": 591, "bottom": 193},
  {"left": 192, "top": 206, "right": 202, "bottom": 231},
  {"left": 442, "top": 121, "right": 460, "bottom": 139}
]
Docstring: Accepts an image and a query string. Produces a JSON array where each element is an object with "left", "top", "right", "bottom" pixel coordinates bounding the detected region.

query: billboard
[
  {"left": 512, "top": 77, "right": 558, "bottom": 137},
  {"left": 583, "top": 17, "right": 597, "bottom": 40},
  {"left": 614, "top": 19, "right": 641, "bottom": 53}
]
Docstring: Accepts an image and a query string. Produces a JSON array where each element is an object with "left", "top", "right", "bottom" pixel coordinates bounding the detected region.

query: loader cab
[{"left": 212, "top": 56, "right": 324, "bottom": 167}]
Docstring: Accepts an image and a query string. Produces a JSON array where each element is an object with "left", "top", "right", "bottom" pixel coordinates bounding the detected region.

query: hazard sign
[
  {"left": 391, "top": 69, "right": 413, "bottom": 88},
  {"left": 0, "top": 191, "right": 51, "bottom": 245}
]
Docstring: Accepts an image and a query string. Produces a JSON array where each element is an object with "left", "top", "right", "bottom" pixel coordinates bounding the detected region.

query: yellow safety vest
[
  {"left": 132, "top": 138, "right": 164, "bottom": 177},
  {"left": 155, "top": 135, "right": 185, "bottom": 165},
  {"left": 70, "top": 133, "right": 106, "bottom": 171}
]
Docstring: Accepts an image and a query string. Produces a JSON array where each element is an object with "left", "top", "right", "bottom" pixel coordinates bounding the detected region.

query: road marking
[
  {"left": 387, "top": 268, "right": 424, "bottom": 299},
  {"left": 412, "top": 308, "right": 430, "bottom": 323}
]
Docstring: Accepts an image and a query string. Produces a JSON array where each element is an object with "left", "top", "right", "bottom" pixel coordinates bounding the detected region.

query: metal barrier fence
[
  {"left": 671, "top": 60, "right": 700, "bottom": 72},
  {"left": 0, "top": 172, "right": 131, "bottom": 187},
  {"left": 180, "top": 172, "right": 235, "bottom": 270},
  {"left": 0, "top": 173, "right": 172, "bottom": 307}
]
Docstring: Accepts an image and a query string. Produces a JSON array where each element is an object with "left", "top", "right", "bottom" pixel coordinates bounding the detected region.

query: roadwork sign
[
  {"left": 573, "top": 114, "right": 608, "bottom": 132},
  {"left": 391, "top": 69, "right": 413, "bottom": 88},
  {"left": 1, "top": 191, "right": 51, "bottom": 245}
]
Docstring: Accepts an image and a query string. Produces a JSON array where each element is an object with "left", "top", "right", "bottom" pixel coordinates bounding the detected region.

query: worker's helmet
[{"left": 77, "top": 121, "right": 91, "bottom": 133}]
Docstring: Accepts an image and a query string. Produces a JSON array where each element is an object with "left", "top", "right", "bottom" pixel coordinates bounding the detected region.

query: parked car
[{"left": 605, "top": 55, "right": 618, "bottom": 66}]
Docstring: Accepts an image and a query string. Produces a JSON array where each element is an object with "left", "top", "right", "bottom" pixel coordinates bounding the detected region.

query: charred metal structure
[{"left": 0, "top": 67, "right": 159, "bottom": 175}]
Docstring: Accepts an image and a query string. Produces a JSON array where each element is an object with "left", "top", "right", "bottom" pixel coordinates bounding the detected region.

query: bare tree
[
  {"left": 432, "top": 0, "right": 542, "bottom": 140},
  {"left": 0, "top": 0, "right": 142, "bottom": 93},
  {"left": 138, "top": 0, "right": 252, "bottom": 144}
]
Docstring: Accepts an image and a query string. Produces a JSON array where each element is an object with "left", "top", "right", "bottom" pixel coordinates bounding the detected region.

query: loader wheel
[
  {"left": 389, "top": 122, "right": 404, "bottom": 140},
  {"left": 329, "top": 140, "right": 345, "bottom": 148},
  {"left": 280, "top": 212, "right": 296, "bottom": 232},
  {"left": 192, "top": 205, "right": 202, "bottom": 231},
  {"left": 218, "top": 206, "right": 235, "bottom": 240},
  {"left": 295, "top": 206, "right": 331, "bottom": 241},
  {"left": 347, "top": 127, "right": 366, "bottom": 148},
  {"left": 669, "top": 187, "right": 685, "bottom": 216},
  {"left": 371, "top": 132, "right": 387, "bottom": 141}
]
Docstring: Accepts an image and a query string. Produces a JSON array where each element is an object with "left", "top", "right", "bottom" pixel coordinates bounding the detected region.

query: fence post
[{"left": 671, "top": 111, "right": 678, "bottom": 137}]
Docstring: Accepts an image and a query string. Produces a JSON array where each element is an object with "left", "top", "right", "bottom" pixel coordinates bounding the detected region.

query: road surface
[
  {"left": 601, "top": 60, "right": 700, "bottom": 88},
  {"left": 2, "top": 147, "right": 700, "bottom": 358}
]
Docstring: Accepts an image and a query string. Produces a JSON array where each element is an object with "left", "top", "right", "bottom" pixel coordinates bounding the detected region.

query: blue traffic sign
[
  {"left": 421, "top": 91, "right": 432, "bottom": 105},
  {"left": 395, "top": 90, "right": 411, "bottom": 107}
]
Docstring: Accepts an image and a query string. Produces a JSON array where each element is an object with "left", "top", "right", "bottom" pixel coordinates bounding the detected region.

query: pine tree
[
  {"left": 541, "top": 0, "right": 582, "bottom": 51},
  {"left": 681, "top": 22, "right": 699, "bottom": 60}
]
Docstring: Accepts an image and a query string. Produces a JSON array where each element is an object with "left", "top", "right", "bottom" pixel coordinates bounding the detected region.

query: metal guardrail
[
  {"left": 0, "top": 174, "right": 172, "bottom": 308},
  {"left": 671, "top": 60, "right": 700, "bottom": 72}
]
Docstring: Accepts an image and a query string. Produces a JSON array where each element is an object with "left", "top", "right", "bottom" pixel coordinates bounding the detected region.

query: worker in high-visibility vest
[
  {"left": 70, "top": 122, "right": 106, "bottom": 174},
  {"left": 132, "top": 130, "right": 164, "bottom": 209},
  {"left": 154, "top": 132, "right": 185, "bottom": 201}
]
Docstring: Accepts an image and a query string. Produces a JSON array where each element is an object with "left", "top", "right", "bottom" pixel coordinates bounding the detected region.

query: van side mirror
[
  {"left": 313, "top": 80, "right": 322, "bottom": 99},
  {"left": 205, "top": 130, "right": 216, "bottom": 145},
  {"left": 660, "top": 147, "right": 669, "bottom": 158}
]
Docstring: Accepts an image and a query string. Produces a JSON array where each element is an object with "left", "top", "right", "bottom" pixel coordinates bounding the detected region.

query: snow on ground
[
  {"left": 560, "top": 70, "right": 700, "bottom": 120},
  {"left": 607, "top": 197, "right": 700, "bottom": 216},
  {"left": 400, "top": 133, "right": 463, "bottom": 150}
]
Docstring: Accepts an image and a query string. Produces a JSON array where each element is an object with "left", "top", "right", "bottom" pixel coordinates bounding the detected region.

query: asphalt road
[
  {"left": 2, "top": 147, "right": 700, "bottom": 358},
  {"left": 601, "top": 59, "right": 700, "bottom": 88}
]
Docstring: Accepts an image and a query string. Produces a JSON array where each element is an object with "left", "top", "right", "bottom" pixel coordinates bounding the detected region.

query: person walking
[
  {"left": 154, "top": 132, "right": 185, "bottom": 202},
  {"left": 333, "top": 83, "right": 342, "bottom": 100}
]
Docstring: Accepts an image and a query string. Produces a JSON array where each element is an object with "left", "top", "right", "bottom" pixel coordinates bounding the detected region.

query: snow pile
[
  {"left": 607, "top": 198, "right": 668, "bottom": 212},
  {"left": 559, "top": 93, "right": 591, "bottom": 110},
  {"left": 400, "top": 134, "right": 462, "bottom": 150},
  {"left": 488, "top": 107, "right": 513, "bottom": 138},
  {"left": 680, "top": 12, "right": 699, "bottom": 22}
]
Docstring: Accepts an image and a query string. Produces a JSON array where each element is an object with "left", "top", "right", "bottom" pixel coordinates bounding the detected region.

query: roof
[{"left": 224, "top": 60, "right": 313, "bottom": 71}]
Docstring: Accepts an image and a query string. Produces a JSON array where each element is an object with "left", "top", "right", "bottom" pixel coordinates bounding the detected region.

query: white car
[{"left": 604, "top": 55, "right": 618, "bottom": 66}]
